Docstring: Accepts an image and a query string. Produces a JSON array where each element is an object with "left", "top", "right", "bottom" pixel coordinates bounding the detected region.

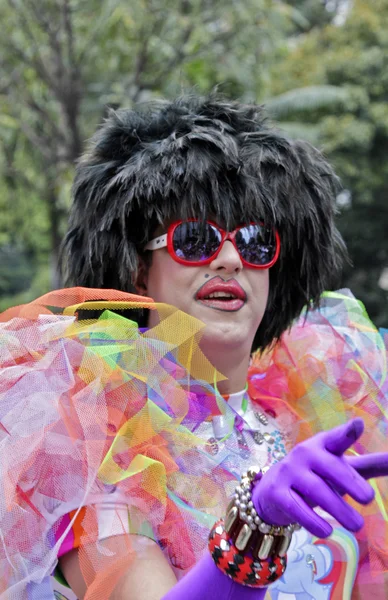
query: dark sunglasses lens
[
  {"left": 235, "top": 225, "right": 277, "bottom": 265},
  {"left": 173, "top": 222, "right": 221, "bottom": 261}
]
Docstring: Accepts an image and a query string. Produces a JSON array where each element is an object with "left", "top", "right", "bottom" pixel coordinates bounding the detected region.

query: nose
[{"left": 208, "top": 240, "right": 243, "bottom": 274}]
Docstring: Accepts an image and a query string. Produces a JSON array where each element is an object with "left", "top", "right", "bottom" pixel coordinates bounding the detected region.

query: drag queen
[{"left": 0, "top": 95, "right": 387, "bottom": 600}]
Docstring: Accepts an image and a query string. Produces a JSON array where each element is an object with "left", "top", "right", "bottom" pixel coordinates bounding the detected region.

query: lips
[{"left": 195, "top": 277, "right": 247, "bottom": 311}]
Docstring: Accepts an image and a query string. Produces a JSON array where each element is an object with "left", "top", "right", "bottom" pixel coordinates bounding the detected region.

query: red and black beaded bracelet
[{"left": 208, "top": 467, "right": 300, "bottom": 588}]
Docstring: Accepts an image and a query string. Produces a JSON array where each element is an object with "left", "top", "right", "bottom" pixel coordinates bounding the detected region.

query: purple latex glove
[
  {"left": 346, "top": 453, "right": 388, "bottom": 479},
  {"left": 330, "top": 452, "right": 388, "bottom": 496},
  {"left": 252, "top": 418, "right": 379, "bottom": 538},
  {"left": 162, "top": 551, "right": 266, "bottom": 600}
]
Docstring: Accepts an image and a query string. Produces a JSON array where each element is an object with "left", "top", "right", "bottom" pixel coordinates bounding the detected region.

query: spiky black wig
[{"left": 63, "top": 94, "right": 347, "bottom": 350}]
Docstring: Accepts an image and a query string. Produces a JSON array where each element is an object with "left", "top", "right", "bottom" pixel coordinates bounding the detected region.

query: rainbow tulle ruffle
[
  {"left": 0, "top": 287, "right": 387, "bottom": 599},
  {"left": 249, "top": 290, "right": 388, "bottom": 593}
]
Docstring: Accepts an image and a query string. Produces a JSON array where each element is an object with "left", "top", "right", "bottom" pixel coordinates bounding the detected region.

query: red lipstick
[{"left": 195, "top": 277, "right": 247, "bottom": 311}]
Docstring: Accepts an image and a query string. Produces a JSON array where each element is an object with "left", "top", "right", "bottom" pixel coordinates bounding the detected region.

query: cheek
[
  {"left": 146, "top": 256, "right": 188, "bottom": 303},
  {"left": 263, "top": 273, "right": 270, "bottom": 302},
  {"left": 252, "top": 271, "right": 270, "bottom": 311}
]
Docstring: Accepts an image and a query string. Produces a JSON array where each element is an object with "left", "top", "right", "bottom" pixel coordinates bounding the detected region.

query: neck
[{"left": 200, "top": 341, "right": 251, "bottom": 395}]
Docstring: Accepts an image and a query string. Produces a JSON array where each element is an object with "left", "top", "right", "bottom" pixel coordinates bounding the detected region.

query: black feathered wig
[{"left": 63, "top": 94, "right": 347, "bottom": 350}]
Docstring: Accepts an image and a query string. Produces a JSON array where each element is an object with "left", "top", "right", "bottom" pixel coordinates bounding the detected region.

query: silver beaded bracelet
[{"left": 225, "top": 466, "right": 301, "bottom": 560}]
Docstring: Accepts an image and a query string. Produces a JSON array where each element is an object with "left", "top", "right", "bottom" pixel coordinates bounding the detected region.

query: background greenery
[{"left": 0, "top": 0, "right": 387, "bottom": 326}]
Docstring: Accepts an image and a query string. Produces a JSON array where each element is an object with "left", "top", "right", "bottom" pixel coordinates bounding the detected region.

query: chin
[{"left": 201, "top": 321, "right": 253, "bottom": 349}]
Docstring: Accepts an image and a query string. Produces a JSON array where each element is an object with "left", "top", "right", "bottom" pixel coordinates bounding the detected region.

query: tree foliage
[
  {"left": 0, "top": 0, "right": 386, "bottom": 326},
  {"left": 0, "top": 0, "right": 295, "bottom": 303},
  {"left": 267, "top": 0, "right": 388, "bottom": 327}
]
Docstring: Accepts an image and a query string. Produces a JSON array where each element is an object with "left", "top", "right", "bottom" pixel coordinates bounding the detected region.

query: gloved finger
[
  {"left": 346, "top": 453, "right": 388, "bottom": 479},
  {"left": 311, "top": 453, "right": 375, "bottom": 504},
  {"left": 324, "top": 418, "right": 364, "bottom": 456},
  {"left": 277, "top": 488, "right": 333, "bottom": 539},
  {"left": 294, "top": 473, "right": 364, "bottom": 532}
]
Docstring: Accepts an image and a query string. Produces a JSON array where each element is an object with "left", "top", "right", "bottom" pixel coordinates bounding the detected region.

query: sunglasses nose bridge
[
  {"left": 209, "top": 237, "right": 243, "bottom": 272},
  {"left": 224, "top": 230, "right": 235, "bottom": 243}
]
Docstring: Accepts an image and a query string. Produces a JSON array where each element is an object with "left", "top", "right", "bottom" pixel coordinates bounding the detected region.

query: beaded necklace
[{"left": 207, "top": 387, "right": 287, "bottom": 465}]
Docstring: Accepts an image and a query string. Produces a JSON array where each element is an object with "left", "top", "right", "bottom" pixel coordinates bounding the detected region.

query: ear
[{"left": 134, "top": 257, "right": 149, "bottom": 296}]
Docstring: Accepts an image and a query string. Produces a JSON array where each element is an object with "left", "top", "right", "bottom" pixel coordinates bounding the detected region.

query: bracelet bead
[
  {"left": 208, "top": 465, "right": 300, "bottom": 587},
  {"left": 208, "top": 519, "right": 287, "bottom": 588}
]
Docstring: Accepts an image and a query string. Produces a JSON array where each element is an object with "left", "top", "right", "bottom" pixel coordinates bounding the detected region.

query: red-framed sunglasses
[{"left": 144, "top": 219, "right": 280, "bottom": 269}]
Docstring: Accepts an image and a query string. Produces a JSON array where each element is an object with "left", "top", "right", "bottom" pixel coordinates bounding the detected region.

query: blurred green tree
[
  {"left": 0, "top": 0, "right": 386, "bottom": 328},
  {"left": 0, "top": 245, "right": 34, "bottom": 296},
  {"left": 0, "top": 0, "right": 301, "bottom": 307},
  {"left": 265, "top": 0, "right": 388, "bottom": 327}
]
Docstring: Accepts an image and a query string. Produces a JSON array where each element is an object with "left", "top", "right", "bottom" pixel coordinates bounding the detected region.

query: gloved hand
[
  {"left": 162, "top": 551, "right": 266, "bottom": 600},
  {"left": 162, "top": 418, "right": 388, "bottom": 599},
  {"left": 346, "top": 452, "right": 388, "bottom": 479},
  {"left": 252, "top": 418, "right": 385, "bottom": 538}
]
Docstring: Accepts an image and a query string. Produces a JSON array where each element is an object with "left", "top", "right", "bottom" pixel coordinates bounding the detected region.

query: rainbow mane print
[{"left": 314, "top": 528, "right": 359, "bottom": 600}]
